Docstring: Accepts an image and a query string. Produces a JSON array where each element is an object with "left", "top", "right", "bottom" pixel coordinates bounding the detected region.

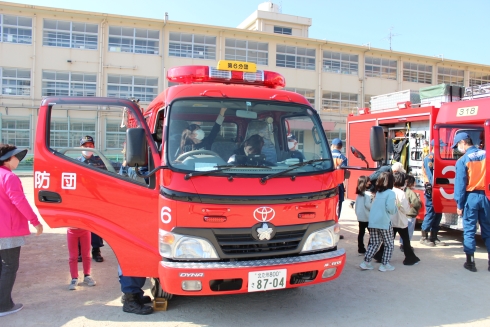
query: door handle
[
  {"left": 38, "top": 191, "right": 62, "bottom": 203},
  {"left": 435, "top": 178, "right": 450, "bottom": 185}
]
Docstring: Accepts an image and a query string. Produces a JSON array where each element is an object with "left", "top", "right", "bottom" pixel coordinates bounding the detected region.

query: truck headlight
[
  {"left": 300, "top": 223, "right": 339, "bottom": 253},
  {"left": 159, "top": 229, "right": 219, "bottom": 260}
]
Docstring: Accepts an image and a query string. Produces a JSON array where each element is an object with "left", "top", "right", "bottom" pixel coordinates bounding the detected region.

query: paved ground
[{"left": 3, "top": 175, "right": 490, "bottom": 326}]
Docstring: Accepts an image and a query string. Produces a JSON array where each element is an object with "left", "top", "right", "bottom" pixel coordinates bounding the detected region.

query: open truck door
[
  {"left": 432, "top": 124, "right": 484, "bottom": 213},
  {"left": 34, "top": 97, "right": 161, "bottom": 277},
  {"left": 486, "top": 120, "right": 490, "bottom": 202}
]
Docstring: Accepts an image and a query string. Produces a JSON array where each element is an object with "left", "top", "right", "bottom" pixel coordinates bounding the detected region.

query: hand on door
[{"left": 457, "top": 208, "right": 463, "bottom": 216}]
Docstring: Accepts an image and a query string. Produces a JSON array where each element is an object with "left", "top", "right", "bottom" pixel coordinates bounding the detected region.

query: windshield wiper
[
  {"left": 184, "top": 164, "right": 271, "bottom": 180},
  {"left": 260, "top": 159, "right": 331, "bottom": 183}
]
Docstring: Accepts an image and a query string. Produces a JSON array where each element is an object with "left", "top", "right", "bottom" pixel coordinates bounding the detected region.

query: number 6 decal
[
  {"left": 440, "top": 165, "right": 456, "bottom": 200},
  {"left": 161, "top": 206, "right": 172, "bottom": 224}
]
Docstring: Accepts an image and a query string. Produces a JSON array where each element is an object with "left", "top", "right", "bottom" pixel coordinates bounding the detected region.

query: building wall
[{"left": 1, "top": 2, "right": 490, "bottom": 160}]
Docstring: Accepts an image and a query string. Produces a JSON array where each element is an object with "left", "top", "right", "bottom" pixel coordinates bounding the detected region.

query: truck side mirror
[
  {"left": 126, "top": 128, "right": 148, "bottom": 167},
  {"left": 370, "top": 126, "right": 386, "bottom": 162}
]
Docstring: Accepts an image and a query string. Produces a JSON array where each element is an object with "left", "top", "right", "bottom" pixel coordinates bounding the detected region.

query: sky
[{"left": 6, "top": 0, "right": 490, "bottom": 66}]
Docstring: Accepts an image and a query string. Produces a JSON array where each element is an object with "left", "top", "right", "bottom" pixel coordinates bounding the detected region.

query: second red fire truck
[{"left": 346, "top": 84, "right": 490, "bottom": 229}]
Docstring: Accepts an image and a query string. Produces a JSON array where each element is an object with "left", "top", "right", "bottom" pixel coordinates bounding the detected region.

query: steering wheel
[{"left": 175, "top": 149, "right": 221, "bottom": 161}]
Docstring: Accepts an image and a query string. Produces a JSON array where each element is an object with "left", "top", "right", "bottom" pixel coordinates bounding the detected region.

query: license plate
[{"left": 248, "top": 269, "right": 287, "bottom": 292}]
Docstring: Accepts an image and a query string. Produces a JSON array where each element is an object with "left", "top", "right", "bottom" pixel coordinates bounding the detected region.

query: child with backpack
[
  {"left": 401, "top": 175, "right": 422, "bottom": 251},
  {"left": 355, "top": 176, "right": 373, "bottom": 255}
]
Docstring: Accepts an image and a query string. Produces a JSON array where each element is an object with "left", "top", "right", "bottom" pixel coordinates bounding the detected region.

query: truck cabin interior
[{"left": 156, "top": 98, "right": 333, "bottom": 176}]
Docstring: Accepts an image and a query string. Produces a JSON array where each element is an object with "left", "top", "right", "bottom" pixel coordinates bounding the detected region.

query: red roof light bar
[{"left": 167, "top": 65, "right": 286, "bottom": 89}]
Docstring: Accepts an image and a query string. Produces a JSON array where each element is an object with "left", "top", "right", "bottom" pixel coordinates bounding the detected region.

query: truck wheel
[{"left": 151, "top": 278, "right": 173, "bottom": 300}]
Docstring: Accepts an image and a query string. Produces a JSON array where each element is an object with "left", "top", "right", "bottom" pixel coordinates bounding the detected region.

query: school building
[{"left": 1, "top": 1, "right": 490, "bottom": 164}]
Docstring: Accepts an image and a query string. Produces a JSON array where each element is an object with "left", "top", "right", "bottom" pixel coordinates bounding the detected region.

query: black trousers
[
  {"left": 0, "top": 247, "right": 21, "bottom": 312},
  {"left": 393, "top": 227, "right": 420, "bottom": 265},
  {"left": 358, "top": 221, "right": 369, "bottom": 252},
  {"left": 374, "top": 227, "right": 420, "bottom": 265}
]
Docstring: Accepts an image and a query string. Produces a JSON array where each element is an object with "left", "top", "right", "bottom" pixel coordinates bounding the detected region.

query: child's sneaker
[
  {"left": 379, "top": 263, "right": 395, "bottom": 272},
  {"left": 359, "top": 261, "right": 374, "bottom": 270},
  {"left": 84, "top": 275, "right": 96, "bottom": 286},
  {"left": 69, "top": 278, "right": 78, "bottom": 290}
]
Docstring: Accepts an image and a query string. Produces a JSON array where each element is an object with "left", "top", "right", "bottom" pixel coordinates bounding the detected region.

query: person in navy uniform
[
  {"left": 287, "top": 134, "right": 304, "bottom": 162},
  {"left": 420, "top": 139, "right": 447, "bottom": 247},
  {"left": 77, "top": 135, "right": 105, "bottom": 262},
  {"left": 453, "top": 132, "right": 490, "bottom": 272},
  {"left": 331, "top": 138, "right": 347, "bottom": 239}
]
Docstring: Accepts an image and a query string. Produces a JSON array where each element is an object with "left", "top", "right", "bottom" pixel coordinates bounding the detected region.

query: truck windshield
[{"left": 166, "top": 99, "right": 333, "bottom": 176}]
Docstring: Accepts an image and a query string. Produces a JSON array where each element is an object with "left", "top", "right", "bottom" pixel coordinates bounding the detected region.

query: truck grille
[{"left": 215, "top": 228, "right": 306, "bottom": 255}]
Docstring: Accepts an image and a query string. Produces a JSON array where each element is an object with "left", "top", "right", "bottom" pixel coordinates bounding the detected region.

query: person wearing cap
[
  {"left": 453, "top": 132, "right": 490, "bottom": 272},
  {"left": 331, "top": 138, "right": 347, "bottom": 239},
  {"left": 77, "top": 136, "right": 106, "bottom": 262},
  {"left": 420, "top": 139, "right": 446, "bottom": 247},
  {"left": 0, "top": 144, "right": 44, "bottom": 317},
  {"left": 287, "top": 134, "right": 304, "bottom": 162}
]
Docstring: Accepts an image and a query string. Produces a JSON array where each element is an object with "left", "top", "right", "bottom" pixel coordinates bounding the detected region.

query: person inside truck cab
[
  {"left": 77, "top": 135, "right": 106, "bottom": 262},
  {"left": 287, "top": 134, "right": 304, "bottom": 162},
  {"left": 178, "top": 107, "right": 227, "bottom": 155},
  {"left": 228, "top": 134, "right": 265, "bottom": 163}
]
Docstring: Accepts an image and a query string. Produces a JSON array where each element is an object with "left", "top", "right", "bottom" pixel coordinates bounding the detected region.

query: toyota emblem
[{"left": 253, "top": 207, "right": 275, "bottom": 222}]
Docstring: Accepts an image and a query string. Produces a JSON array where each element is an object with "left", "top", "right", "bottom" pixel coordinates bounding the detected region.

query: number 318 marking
[{"left": 457, "top": 106, "right": 478, "bottom": 117}]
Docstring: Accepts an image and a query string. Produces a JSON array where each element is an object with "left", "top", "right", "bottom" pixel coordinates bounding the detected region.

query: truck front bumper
[{"left": 159, "top": 248, "right": 346, "bottom": 296}]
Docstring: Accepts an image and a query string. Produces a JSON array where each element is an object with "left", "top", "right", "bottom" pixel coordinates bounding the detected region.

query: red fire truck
[
  {"left": 346, "top": 85, "right": 490, "bottom": 229},
  {"left": 34, "top": 61, "right": 350, "bottom": 298}
]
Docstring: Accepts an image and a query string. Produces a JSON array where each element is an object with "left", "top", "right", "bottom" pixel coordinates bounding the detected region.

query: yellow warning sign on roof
[{"left": 217, "top": 60, "right": 257, "bottom": 73}]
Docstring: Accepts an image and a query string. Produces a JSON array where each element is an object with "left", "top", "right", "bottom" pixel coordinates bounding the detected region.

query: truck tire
[{"left": 151, "top": 278, "right": 173, "bottom": 300}]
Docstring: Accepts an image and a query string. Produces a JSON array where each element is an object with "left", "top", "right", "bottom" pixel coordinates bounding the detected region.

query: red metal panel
[{"left": 346, "top": 119, "right": 377, "bottom": 200}]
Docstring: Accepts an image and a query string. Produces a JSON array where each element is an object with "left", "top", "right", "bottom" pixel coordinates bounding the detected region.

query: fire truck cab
[{"left": 34, "top": 61, "right": 348, "bottom": 298}]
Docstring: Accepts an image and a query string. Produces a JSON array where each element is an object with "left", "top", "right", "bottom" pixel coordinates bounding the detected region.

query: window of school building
[
  {"left": 49, "top": 119, "right": 96, "bottom": 148},
  {"left": 105, "top": 121, "right": 127, "bottom": 150},
  {"left": 276, "top": 45, "right": 315, "bottom": 70},
  {"left": 323, "top": 51, "right": 358, "bottom": 75},
  {"left": 469, "top": 71, "right": 490, "bottom": 87},
  {"left": 365, "top": 57, "right": 397, "bottom": 80},
  {"left": 43, "top": 19, "right": 98, "bottom": 49},
  {"left": 322, "top": 91, "right": 358, "bottom": 117},
  {"left": 108, "top": 26, "right": 159, "bottom": 54},
  {"left": 0, "top": 14, "right": 32, "bottom": 44},
  {"left": 0, "top": 117, "right": 31, "bottom": 148},
  {"left": 42, "top": 71, "right": 97, "bottom": 97},
  {"left": 274, "top": 26, "right": 292, "bottom": 35},
  {"left": 225, "top": 38, "right": 268, "bottom": 65},
  {"left": 107, "top": 75, "right": 158, "bottom": 101},
  {"left": 437, "top": 67, "right": 464, "bottom": 86},
  {"left": 284, "top": 87, "right": 315, "bottom": 106},
  {"left": 168, "top": 32, "right": 216, "bottom": 59},
  {"left": 1, "top": 67, "right": 31, "bottom": 96},
  {"left": 403, "top": 62, "right": 432, "bottom": 84}
]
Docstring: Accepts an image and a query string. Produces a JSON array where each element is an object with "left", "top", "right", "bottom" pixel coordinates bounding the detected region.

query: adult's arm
[
  {"left": 4, "top": 174, "right": 40, "bottom": 227},
  {"left": 423, "top": 156, "right": 433, "bottom": 184},
  {"left": 203, "top": 108, "right": 227, "bottom": 149},
  {"left": 454, "top": 158, "right": 468, "bottom": 210}
]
